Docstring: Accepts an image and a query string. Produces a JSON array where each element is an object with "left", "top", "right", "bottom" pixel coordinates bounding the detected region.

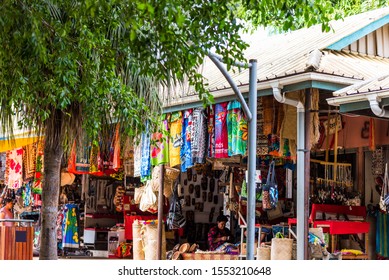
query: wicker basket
[
  {"left": 270, "top": 237, "right": 293, "bottom": 260},
  {"left": 257, "top": 245, "right": 271, "bottom": 260},
  {"left": 165, "top": 167, "right": 180, "bottom": 181}
]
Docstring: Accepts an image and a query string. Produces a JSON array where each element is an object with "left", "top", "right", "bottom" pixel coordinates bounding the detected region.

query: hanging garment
[
  {"left": 207, "top": 105, "right": 216, "bottom": 158},
  {"left": 151, "top": 116, "right": 169, "bottom": 166},
  {"left": 376, "top": 211, "right": 389, "bottom": 258},
  {"left": 22, "top": 142, "right": 37, "bottom": 180},
  {"left": 0, "top": 152, "right": 6, "bottom": 181},
  {"left": 191, "top": 107, "right": 208, "bottom": 164},
  {"left": 62, "top": 204, "right": 80, "bottom": 249},
  {"left": 214, "top": 102, "right": 229, "bottom": 158},
  {"left": 180, "top": 109, "right": 194, "bottom": 172},
  {"left": 140, "top": 122, "right": 151, "bottom": 181},
  {"left": 5, "top": 148, "right": 23, "bottom": 189},
  {"left": 133, "top": 136, "right": 142, "bottom": 177},
  {"left": 169, "top": 111, "right": 183, "bottom": 167},
  {"left": 227, "top": 100, "right": 247, "bottom": 156}
]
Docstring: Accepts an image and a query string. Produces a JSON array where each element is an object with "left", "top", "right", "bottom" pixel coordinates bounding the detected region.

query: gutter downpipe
[
  {"left": 208, "top": 53, "right": 257, "bottom": 260},
  {"left": 368, "top": 94, "right": 389, "bottom": 118},
  {"left": 272, "top": 84, "right": 307, "bottom": 260}
]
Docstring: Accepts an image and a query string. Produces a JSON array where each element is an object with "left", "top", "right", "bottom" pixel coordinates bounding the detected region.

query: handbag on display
[
  {"left": 262, "top": 161, "right": 278, "bottom": 210},
  {"left": 166, "top": 187, "right": 186, "bottom": 230}
]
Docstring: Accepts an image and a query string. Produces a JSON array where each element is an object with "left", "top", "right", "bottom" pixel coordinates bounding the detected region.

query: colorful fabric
[
  {"left": 62, "top": 204, "right": 79, "bottom": 249},
  {"left": 169, "top": 112, "right": 183, "bottom": 167},
  {"left": 23, "top": 142, "right": 37, "bottom": 180},
  {"left": 207, "top": 225, "right": 233, "bottom": 251},
  {"left": 0, "top": 153, "right": 6, "bottom": 182},
  {"left": 191, "top": 107, "right": 208, "bottom": 164},
  {"left": 214, "top": 102, "right": 229, "bottom": 158},
  {"left": 207, "top": 105, "right": 215, "bottom": 158},
  {"left": 376, "top": 211, "right": 389, "bottom": 258},
  {"left": 180, "top": 109, "right": 193, "bottom": 172},
  {"left": 133, "top": 136, "right": 142, "bottom": 177},
  {"left": 140, "top": 122, "right": 151, "bottom": 181},
  {"left": 227, "top": 100, "right": 247, "bottom": 156},
  {"left": 5, "top": 148, "right": 23, "bottom": 189},
  {"left": 151, "top": 116, "right": 169, "bottom": 166}
]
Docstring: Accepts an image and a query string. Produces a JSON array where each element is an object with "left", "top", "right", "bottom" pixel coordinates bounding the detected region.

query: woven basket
[
  {"left": 270, "top": 237, "right": 293, "bottom": 260},
  {"left": 165, "top": 167, "right": 180, "bottom": 181},
  {"left": 257, "top": 245, "right": 271, "bottom": 260}
]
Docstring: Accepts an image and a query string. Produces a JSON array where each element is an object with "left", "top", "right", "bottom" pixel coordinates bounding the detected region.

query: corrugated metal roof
[
  {"left": 163, "top": 7, "right": 389, "bottom": 106},
  {"left": 333, "top": 74, "right": 389, "bottom": 96}
]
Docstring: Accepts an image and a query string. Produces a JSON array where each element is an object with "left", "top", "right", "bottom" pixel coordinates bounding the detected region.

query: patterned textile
[
  {"left": 133, "top": 136, "right": 142, "bottom": 177},
  {"left": 169, "top": 112, "right": 183, "bottom": 167},
  {"left": 180, "top": 109, "right": 193, "bottom": 172},
  {"left": 0, "top": 152, "right": 6, "bottom": 182},
  {"left": 214, "top": 102, "right": 229, "bottom": 158},
  {"left": 227, "top": 101, "right": 247, "bottom": 156},
  {"left": 151, "top": 117, "right": 169, "bottom": 166},
  {"left": 207, "top": 105, "right": 215, "bottom": 158},
  {"left": 191, "top": 107, "right": 208, "bottom": 164},
  {"left": 62, "top": 204, "right": 79, "bottom": 249},
  {"left": 5, "top": 148, "right": 23, "bottom": 189},
  {"left": 23, "top": 142, "right": 37, "bottom": 180},
  {"left": 140, "top": 122, "right": 151, "bottom": 181},
  {"left": 376, "top": 211, "right": 389, "bottom": 258}
]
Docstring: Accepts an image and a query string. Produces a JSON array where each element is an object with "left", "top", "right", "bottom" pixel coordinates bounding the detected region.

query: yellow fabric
[
  {"left": 0, "top": 136, "right": 42, "bottom": 153},
  {"left": 169, "top": 112, "right": 182, "bottom": 167}
]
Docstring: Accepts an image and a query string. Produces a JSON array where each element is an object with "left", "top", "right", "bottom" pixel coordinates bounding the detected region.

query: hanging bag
[
  {"left": 379, "top": 163, "right": 389, "bottom": 213},
  {"left": 166, "top": 187, "right": 186, "bottom": 230},
  {"left": 262, "top": 161, "right": 278, "bottom": 210}
]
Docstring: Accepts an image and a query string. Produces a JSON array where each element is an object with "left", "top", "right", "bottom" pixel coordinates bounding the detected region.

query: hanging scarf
[
  {"left": 191, "top": 107, "right": 208, "bottom": 164},
  {"left": 133, "top": 136, "right": 142, "bottom": 177}
]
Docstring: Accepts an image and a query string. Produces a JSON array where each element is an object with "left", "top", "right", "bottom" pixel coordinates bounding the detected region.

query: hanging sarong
[
  {"left": 214, "top": 102, "right": 229, "bottom": 158},
  {"left": 376, "top": 211, "right": 389, "bottom": 258},
  {"left": 169, "top": 112, "right": 183, "bottom": 167},
  {"left": 62, "top": 204, "right": 80, "bottom": 249},
  {"left": 207, "top": 105, "right": 215, "bottom": 158},
  {"left": 151, "top": 116, "right": 169, "bottom": 166},
  {"left": 227, "top": 100, "right": 247, "bottom": 156},
  {"left": 180, "top": 110, "right": 193, "bottom": 172},
  {"left": 191, "top": 107, "right": 208, "bottom": 164},
  {"left": 5, "top": 148, "right": 23, "bottom": 189},
  {"left": 140, "top": 122, "right": 151, "bottom": 181}
]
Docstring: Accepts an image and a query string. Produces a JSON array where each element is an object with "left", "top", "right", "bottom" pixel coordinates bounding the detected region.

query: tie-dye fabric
[{"left": 227, "top": 100, "right": 248, "bottom": 156}]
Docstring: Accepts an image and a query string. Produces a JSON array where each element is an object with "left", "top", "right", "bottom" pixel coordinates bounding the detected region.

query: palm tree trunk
[{"left": 39, "top": 112, "right": 64, "bottom": 260}]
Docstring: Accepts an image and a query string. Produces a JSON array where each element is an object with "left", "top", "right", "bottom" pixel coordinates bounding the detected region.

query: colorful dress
[
  {"left": 227, "top": 100, "right": 248, "bottom": 156},
  {"left": 168, "top": 112, "right": 183, "bottom": 167},
  {"left": 214, "top": 102, "right": 229, "bottom": 158},
  {"left": 191, "top": 107, "right": 208, "bottom": 164},
  {"left": 180, "top": 110, "right": 193, "bottom": 172}
]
